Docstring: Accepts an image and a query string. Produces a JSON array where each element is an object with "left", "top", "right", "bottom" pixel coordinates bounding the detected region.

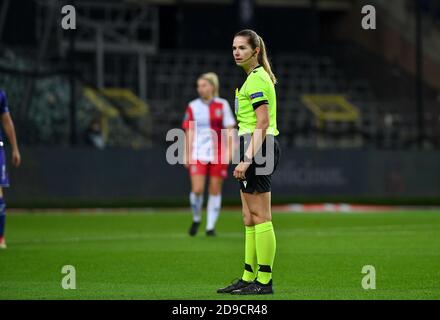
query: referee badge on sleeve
[{"left": 250, "top": 92, "right": 264, "bottom": 100}]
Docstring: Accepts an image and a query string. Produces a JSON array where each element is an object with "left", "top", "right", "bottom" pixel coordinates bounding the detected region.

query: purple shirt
[
  {"left": 0, "top": 90, "right": 9, "bottom": 114},
  {"left": 0, "top": 90, "right": 10, "bottom": 143}
]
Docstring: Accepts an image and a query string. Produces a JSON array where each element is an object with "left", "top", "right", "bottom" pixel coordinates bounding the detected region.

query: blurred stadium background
[
  {"left": 1, "top": 0, "right": 440, "bottom": 207},
  {"left": 2, "top": 0, "right": 440, "bottom": 301}
]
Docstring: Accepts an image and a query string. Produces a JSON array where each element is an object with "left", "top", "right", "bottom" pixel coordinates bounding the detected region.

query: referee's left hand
[{"left": 233, "top": 161, "right": 251, "bottom": 180}]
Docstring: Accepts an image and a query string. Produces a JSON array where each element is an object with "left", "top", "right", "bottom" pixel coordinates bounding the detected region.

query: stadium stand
[
  {"left": 0, "top": 51, "right": 152, "bottom": 148},
  {"left": 1, "top": 0, "right": 440, "bottom": 150},
  {"left": 145, "top": 48, "right": 435, "bottom": 149},
  {"left": 2, "top": 45, "right": 439, "bottom": 150}
]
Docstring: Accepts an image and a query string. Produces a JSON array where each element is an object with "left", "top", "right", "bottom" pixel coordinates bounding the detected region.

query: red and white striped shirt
[{"left": 182, "top": 97, "right": 236, "bottom": 163}]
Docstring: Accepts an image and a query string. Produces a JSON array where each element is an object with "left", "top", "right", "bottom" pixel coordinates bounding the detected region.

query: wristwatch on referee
[{"left": 243, "top": 154, "right": 252, "bottom": 163}]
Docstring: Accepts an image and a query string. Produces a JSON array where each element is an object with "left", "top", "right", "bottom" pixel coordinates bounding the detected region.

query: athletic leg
[
  {"left": 190, "top": 175, "right": 206, "bottom": 222},
  {"left": 206, "top": 176, "right": 223, "bottom": 235},
  {"left": 188, "top": 173, "right": 206, "bottom": 236},
  {"left": 217, "top": 191, "right": 255, "bottom": 293},
  {"left": 243, "top": 191, "right": 275, "bottom": 284},
  {"left": 240, "top": 190, "right": 258, "bottom": 282},
  {"left": 0, "top": 188, "right": 6, "bottom": 249},
  {"left": 231, "top": 191, "right": 275, "bottom": 295}
]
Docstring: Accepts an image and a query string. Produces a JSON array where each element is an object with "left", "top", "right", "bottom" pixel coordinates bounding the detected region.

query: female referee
[
  {"left": 0, "top": 89, "right": 22, "bottom": 249},
  {"left": 182, "top": 72, "right": 236, "bottom": 237},
  {"left": 217, "top": 30, "right": 280, "bottom": 295}
]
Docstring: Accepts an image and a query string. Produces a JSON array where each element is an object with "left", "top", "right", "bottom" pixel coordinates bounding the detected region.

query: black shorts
[{"left": 239, "top": 134, "right": 281, "bottom": 194}]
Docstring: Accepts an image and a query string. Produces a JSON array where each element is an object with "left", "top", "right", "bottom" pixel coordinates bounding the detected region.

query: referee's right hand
[{"left": 233, "top": 161, "right": 250, "bottom": 180}]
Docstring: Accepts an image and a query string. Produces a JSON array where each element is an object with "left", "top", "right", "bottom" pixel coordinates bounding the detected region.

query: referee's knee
[
  {"left": 249, "top": 210, "right": 271, "bottom": 224},
  {"left": 249, "top": 209, "right": 262, "bottom": 218},
  {"left": 241, "top": 209, "right": 252, "bottom": 225}
]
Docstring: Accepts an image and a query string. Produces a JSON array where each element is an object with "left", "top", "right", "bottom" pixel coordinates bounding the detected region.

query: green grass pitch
[{"left": 1, "top": 209, "right": 440, "bottom": 300}]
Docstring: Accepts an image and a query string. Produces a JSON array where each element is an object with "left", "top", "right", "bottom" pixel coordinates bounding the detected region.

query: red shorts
[{"left": 189, "top": 161, "right": 228, "bottom": 179}]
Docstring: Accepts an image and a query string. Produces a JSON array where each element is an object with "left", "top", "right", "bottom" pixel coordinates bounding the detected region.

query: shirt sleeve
[
  {"left": 245, "top": 75, "right": 269, "bottom": 110},
  {"left": 182, "top": 105, "right": 193, "bottom": 130},
  {"left": 222, "top": 100, "right": 236, "bottom": 128},
  {"left": 0, "top": 90, "right": 10, "bottom": 114}
]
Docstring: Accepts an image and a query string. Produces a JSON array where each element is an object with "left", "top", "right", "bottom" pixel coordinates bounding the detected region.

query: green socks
[
  {"left": 255, "top": 221, "right": 276, "bottom": 284},
  {"left": 241, "top": 221, "right": 276, "bottom": 285},
  {"left": 241, "top": 226, "right": 257, "bottom": 282}
]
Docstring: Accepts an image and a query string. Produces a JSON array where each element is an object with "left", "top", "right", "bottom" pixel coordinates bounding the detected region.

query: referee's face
[{"left": 232, "top": 36, "right": 254, "bottom": 66}]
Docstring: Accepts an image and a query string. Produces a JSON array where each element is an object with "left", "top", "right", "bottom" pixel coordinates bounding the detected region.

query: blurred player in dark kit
[{"left": 0, "top": 90, "right": 21, "bottom": 249}]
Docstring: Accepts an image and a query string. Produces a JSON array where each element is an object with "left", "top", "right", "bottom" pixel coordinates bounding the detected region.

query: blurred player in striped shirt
[{"left": 182, "top": 73, "right": 236, "bottom": 236}]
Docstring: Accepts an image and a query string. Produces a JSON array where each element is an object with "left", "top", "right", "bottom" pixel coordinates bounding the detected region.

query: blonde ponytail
[{"left": 257, "top": 36, "right": 277, "bottom": 85}]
